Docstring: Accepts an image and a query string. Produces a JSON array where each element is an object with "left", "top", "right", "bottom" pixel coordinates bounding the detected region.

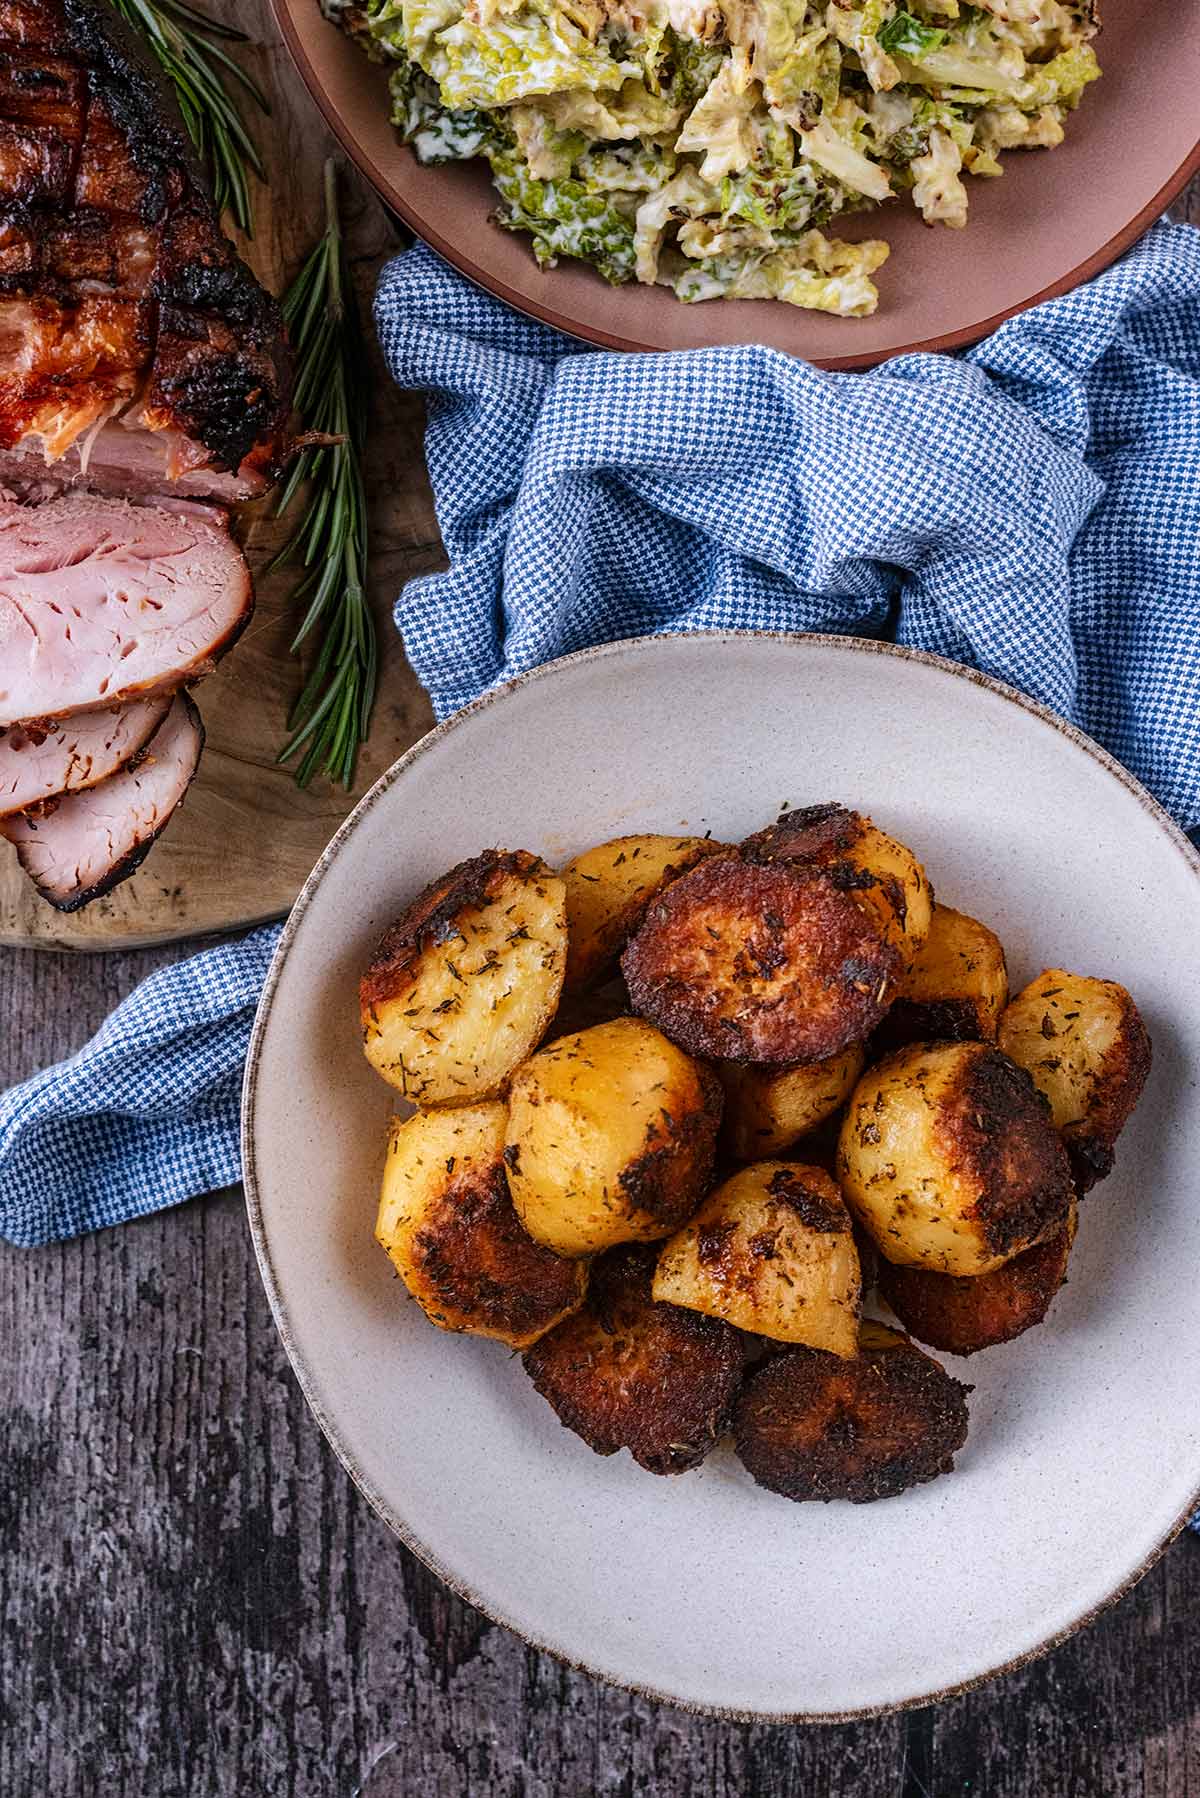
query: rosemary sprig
[
  {"left": 270, "top": 160, "right": 377, "bottom": 790},
  {"left": 110, "top": 0, "right": 269, "bottom": 233}
]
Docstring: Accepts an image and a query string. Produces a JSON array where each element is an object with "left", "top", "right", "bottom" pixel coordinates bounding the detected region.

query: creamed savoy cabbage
[{"left": 325, "top": 0, "right": 1100, "bottom": 315}]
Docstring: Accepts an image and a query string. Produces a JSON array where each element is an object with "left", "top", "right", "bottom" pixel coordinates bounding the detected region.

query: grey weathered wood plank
[{"left": 1, "top": 180, "right": 1197, "bottom": 1798}]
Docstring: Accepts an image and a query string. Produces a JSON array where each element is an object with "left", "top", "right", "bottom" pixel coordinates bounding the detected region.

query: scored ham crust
[{"left": 0, "top": 0, "right": 290, "bottom": 498}]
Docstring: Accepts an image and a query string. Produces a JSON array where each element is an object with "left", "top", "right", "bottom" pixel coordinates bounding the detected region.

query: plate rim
[
  {"left": 272, "top": 0, "right": 1200, "bottom": 371},
  {"left": 241, "top": 629, "right": 1200, "bottom": 1721}
]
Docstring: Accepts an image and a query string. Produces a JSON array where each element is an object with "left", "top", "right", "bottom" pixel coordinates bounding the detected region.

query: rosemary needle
[
  {"left": 270, "top": 160, "right": 378, "bottom": 790},
  {"left": 110, "top": 0, "right": 269, "bottom": 233}
]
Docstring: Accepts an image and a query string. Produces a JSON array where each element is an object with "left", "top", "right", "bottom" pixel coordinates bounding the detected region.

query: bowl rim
[
  {"left": 272, "top": 0, "right": 1200, "bottom": 371},
  {"left": 241, "top": 629, "right": 1200, "bottom": 1721}
]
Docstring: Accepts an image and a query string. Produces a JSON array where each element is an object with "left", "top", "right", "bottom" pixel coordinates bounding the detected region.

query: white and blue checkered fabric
[
  {"left": 378, "top": 220, "right": 1200, "bottom": 826},
  {"left": 2, "top": 217, "right": 1199, "bottom": 1247},
  {"left": 0, "top": 926, "right": 278, "bottom": 1245}
]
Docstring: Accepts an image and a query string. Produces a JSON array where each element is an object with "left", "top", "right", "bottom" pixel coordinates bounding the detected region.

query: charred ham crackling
[{"left": 0, "top": 0, "right": 290, "bottom": 498}]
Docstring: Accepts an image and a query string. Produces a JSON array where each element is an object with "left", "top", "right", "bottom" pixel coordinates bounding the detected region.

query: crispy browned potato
[
  {"left": 873, "top": 905, "right": 1009, "bottom": 1054},
  {"left": 360, "top": 850, "right": 567, "bottom": 1105},
  {"left": 652, "top": 1162, "right": 861, "bottom": 1355},
  {"left": 733, "top": 1324, "right": 970, "bottom": 1502},
  {"left": 837, "top": 1041, "right": 1073, "bottom": 1275},
  {"left": 562, "top": 834, "right": 730, "bottom": 993},
  {"left": 621, "top": 855, "right": 902, "bottom": 1064},
  {"left": 376, "top": 1102, "right": 587, "bottom": 1348},
  {"left": 742, "top": 804, "right": 933, "bottom": 968},
  {"left": 878, "top": 1201, "right": 1077, "bottom": 1356},
  {"left": 505, "top": 1017, "right": 722, "bottom": 1257},
  {"left": 998, "top": 970, "right": 1151, "bottom": 1191},
  {"left": 524, "top": 1244, "right": 744, "bottom": 1474},
  {"left": 717, "top": 1043, "right": 867, "bottom": 1160}
]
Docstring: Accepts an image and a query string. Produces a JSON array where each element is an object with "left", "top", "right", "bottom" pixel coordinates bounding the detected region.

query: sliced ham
[
  {"left": 1, "top": 691, "right": 203, "bottom": 911},
  {"left": 0, "top": 491, "right": 252, "bottom": 726},
  {"left": 0, "top": 692, "right": 170, "bottom": 816},
  {"left": 0, "top": 0, "right": 290, "bottom": 911}
]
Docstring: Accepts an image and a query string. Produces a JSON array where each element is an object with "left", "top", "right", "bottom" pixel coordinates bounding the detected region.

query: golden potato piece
[
  {"left": 360, "top": 849, "right": 567, "bottom": 1105},
  {"left": 621, "top": 855, "right": 901, "bottom": 1064},
  {"left": 718, "top": 1043, "right": 867, "bottom": 1160},
  {"left": 376, "top": 1102, "right": 586, "bottom": 1348},
  {"left": 742, "top": 804, "right": 933, "bottom": 968},
  {"left": 733, "top": 1326, "right": 970, "bottom": 1503},
  {"left": 998, "top": 970, "right": 1151, "bottom": 1191},
  {"left": 562, "top": 834, "right": 729, "bottom": 993},
  {"left": 505, "top": 1017, "right": 722, "bottom": 1258},
  {"left": 837, "top": 1041, "right": 1073, "bottom": 1275},
  {"left": 873, "top": 905, "right": 1009, "bottom": 1054},
  {"left": 652, "top": 1162, "right": 861, "bottom": 1356},
  {"left": 878, "top": 1202, "right": 1077, "bottom": 1357},
  {"left": 524, "top": 1243, "right": 744, "bottom": 1474}
]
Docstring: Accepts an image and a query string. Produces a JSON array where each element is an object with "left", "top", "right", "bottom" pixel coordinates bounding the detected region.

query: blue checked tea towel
[{"left": 2, "top": 217, "right": 1200, "bottom": 1247}]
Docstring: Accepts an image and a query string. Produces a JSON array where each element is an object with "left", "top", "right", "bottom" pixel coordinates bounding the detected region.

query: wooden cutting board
[{"left": 0, "top": 0, "right": 439, "bottom": 951}]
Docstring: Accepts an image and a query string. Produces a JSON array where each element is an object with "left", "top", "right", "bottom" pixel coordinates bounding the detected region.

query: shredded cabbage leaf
[{"left": 350, "top": 0, "right": 1102, "bottom": 314}]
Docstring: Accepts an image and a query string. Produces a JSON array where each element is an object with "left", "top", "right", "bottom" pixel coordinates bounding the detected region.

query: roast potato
[
  {"left": 873, "top": 905, "right": 1009, "bottom": 1054},
  {"left": 523, "top": 1243, "right": 744, "bottom": 1474},
  {"left": 733, "top": 1323, "right": 970, "bottom": 1502},
  {"left": 376, "top": 1102, "right": 586, "bottom": 1348},
  {"left": 504, "top": 1017, "right": 722, "bottom": 1258},
  {"left": 717, "top": 1043, "right": 867, "bottom": 1160},
  {"left": 837, "top": 1041, "right": 1073, "bottom": 1275},
  {"left": 742, "top": 804, "right": 933, "bottom": 968},
  {"left": 998, "top": 970, "right": 1151, "bottom": 1191},
  {"left": 652, "top": 1162, "right": 861, "bottom": 1356},
  {"left": 621, "top": 855, "right": 902, "bottom": 1063},
  {"left": 360, "top": 850, "right": 567, "bottom": 1105},
  {"left": 562, "top": 834, "right": 729, "bottom": 993},
  {"left": 878, "top": 1201, "right": 1077, "bottom": 1356}
]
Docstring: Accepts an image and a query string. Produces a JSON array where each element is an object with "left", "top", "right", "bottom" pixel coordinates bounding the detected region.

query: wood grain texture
[
  {"left": 0, "top": 55, "right": 1196, "bottom": 1798},
  {"left": 0, "top": 0, "right": 437, "bottom": 952},
  {"left": 5, "top": 932, "right": 1200, "bottom": 1798}
]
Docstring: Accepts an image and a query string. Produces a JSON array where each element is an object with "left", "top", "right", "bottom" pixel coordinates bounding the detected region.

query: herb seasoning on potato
[
  {"left": 561, "top": 833, "right": 729, "bottom": 994},
  {"left": 998, "top": 970, "right": 1151, "bottom": 1192},
  {"left": 741, "top": 805, "right": 933, "bottom": 969},
  {"left": 504, "top": 1017, "right": 722, "bottom": 1258},
  {"left": 376, "top": 1102, "right": 587, "bottom": 1348},
  {"left": 360, "top": 849, "right": 567, "bottom": 1104},
  {"left": 357, "top": 810, "right": 1151, "bottom": 1510},
  {"left": 872, "top": 904, "right": 1009, "bottom": 1054},
  {"left": 877, "top": 1202, "right": 1078, "bottom": 1358},
  {"left": 717, "top": 1044, "right": 867, "bottom": 1161},
  {"left": 837, "top": 1041, "right": 1073, "bottom": 1276},
  {"left": 524, "top": 1244, "right": 744, "bottom": 1475},
  {"left": 653, "top": 1162, "right": 862, "bottom": 1357},
  {"left": 622, "top": 854, "right": 902, "bottom": 1063},
  {"left": 734, "top": 1323, "right": 971, "bottom": 1504}
]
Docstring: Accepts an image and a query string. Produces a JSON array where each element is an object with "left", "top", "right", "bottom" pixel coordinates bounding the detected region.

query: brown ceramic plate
[{"left": 274, "top": 0, "right": 1200, "bottom": 368}]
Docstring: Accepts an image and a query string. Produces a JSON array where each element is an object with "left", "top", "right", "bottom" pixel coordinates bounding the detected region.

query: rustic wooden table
[{"left": 0, "top": 43, "right": 1196, "bottom": 1789}]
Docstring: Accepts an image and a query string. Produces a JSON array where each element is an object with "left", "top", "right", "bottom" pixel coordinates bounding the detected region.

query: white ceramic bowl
[{"left": 243, "top": 632, "right": 1200, "bottom": 1719}]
